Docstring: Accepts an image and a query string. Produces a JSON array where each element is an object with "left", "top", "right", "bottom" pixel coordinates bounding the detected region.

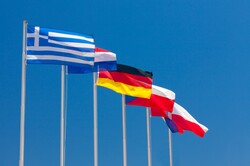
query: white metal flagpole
[
  {"left": 146, "top": 108, "right": 152, "bottom": 166},
  {"left": 168, "top": 113, "right": 173, "bottom": 166},
  {"left": 19, "top": 20, "right": 27, "bottom": 166},
  {"left": 60, "top": 65, "right": 66, "bottom": 166},
  {"left": 93, "top": 72, "right": 98, "bottom": 166},
  {"left": 168, "top": 129, "right": 173, "bottom": 166},
  {"left": 122, "top": 95, "right": 127, "bottom": 166},
  {"left": 64, "top": 66, "right": 68, "bottom": 166}
]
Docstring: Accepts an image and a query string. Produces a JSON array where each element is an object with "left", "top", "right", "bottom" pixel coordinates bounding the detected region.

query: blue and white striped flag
[{"left": 26, "top": 25, "right": 95, "bottom": 67}]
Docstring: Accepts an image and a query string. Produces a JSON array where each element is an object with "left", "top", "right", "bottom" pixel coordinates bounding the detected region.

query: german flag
[{"left": 96, "top": 64, "right": 153, "bottom": 98}]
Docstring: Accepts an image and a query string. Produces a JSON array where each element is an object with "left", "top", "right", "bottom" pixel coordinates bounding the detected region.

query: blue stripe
[
  {"left": 68, "top": 65, "right": 95, "bottom": 74},
  {"left": 27, "top": 50, "right": 94, "bottom": 61},
  {"left": 27, "top": 26, "right": 35, "bottom": 33},
  {"left": 95, "top": 61, "right": 117, "bottom": 71},
  {"left": 125, "top": 96, "right": 136, "bottom": 103},
  {"left": 27, "top": 59, "right": 94, "bottom": 67},
  {"left": 27, "top": 37, "right": 34, "bottom": 46},
  {"left": 68, "top": 61, "right": 117, "bottom": 74}
]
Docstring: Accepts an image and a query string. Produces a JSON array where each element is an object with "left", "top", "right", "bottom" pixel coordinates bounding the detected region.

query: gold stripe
[{"left": 97, "top": 78, "right": 152, "bottom": 99}]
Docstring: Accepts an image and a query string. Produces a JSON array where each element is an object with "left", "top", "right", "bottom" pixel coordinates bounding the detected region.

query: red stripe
[
  {"left": 127, "top": 94, "right": 174, "bottom": 112},
  {"left": 150, "top": 108, "right": 168, "bottom": 117},
  {"left": 150, "top": 94, "right": 174, "bottom": 113},
  {"left": 126, "top": 97, "right": 151, "bottom": 107},
  {"left": 95, "top": 47, "right": 108, "bottom": 52},
  {"left": 172, "top": 114, "right": 205, "bottom": 137},
  {"left": 174, "top": 123, "right": 184, "bottom": 134},
  {"left": 99, "top": 71, "right": 152, "bottom": 88}
]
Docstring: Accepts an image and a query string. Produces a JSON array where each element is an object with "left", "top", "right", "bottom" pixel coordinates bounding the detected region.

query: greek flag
[{"left": 26, "top": 25, "right": 95, "bottom": 67}]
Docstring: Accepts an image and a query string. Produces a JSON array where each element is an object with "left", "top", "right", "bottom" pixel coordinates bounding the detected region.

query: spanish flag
[{"left": 96, "top": 64, "right": 153, "bottom": 98}]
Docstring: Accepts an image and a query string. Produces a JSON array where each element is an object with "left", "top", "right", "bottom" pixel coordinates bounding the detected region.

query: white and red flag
[{"left": 161, "top": 103, "right": 208, "bottom": 138}]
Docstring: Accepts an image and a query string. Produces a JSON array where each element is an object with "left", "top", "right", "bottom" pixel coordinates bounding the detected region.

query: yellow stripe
[{"left": 97, "top": 78, "right": 152, "bottom": 99}]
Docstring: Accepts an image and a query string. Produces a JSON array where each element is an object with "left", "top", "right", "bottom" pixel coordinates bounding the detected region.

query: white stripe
[
  {"left": 173, "top": 103, "right": 208, "bottom": 132},
  {"left": 34, "top": 27, "right": 40, "bottom": 47},
  {"left": 27, "top": 46, "right": 95, "bottom": 58},
  {"left": 49, "top": 32, "right": 94, "bottom": 43},
  {"left": 48, "top": 39, "right": 95, "bottom": 49},
  {"left": 27, "top": 33, "right": 48, "bottom": 40},
  {"left": 94, "top": 52, "right": 116, "bottom": 62},
  {"left": 26, "top": 55, "right": 94, "bottom": 65},
  {"left": 152, "top": 85, "right": 175, "bottom": 100}
]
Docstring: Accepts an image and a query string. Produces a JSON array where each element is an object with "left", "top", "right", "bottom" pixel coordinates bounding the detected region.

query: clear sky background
[{"left": 1, "top": 0, "right": 250, "bottom": 166}]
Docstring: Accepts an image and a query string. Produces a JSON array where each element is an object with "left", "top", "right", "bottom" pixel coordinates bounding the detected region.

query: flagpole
[
  {"left": 93, "top": 72, "right": 98, "bottom": 166},
  {"left": 146, "top": 108, "right": 152, "bottom": 166},
  {"left": 19, "top": 20, "right": 27, "bottom": 166},
  {"left": 64, "top": 66, "right": 68, "bottom": 166},
  {"left": 168, "top": 114, "right": 173, "bottom": 166},
  {"left": 60, "top": 65, "right": 66, "bottom": 166},
  {"left": 122, "top": 95, "right": 127, "bottom": 166}
]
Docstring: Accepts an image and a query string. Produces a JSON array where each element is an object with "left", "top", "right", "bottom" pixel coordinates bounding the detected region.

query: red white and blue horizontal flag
[
  {"left": 161, "top": 103, "right": 208, "bottom": 137},
  {"left": 26, "top": 25, "right": 95, "bottom": 67},
  {"left": 68, "top": 47, "right": 117, "bottom": 74}
]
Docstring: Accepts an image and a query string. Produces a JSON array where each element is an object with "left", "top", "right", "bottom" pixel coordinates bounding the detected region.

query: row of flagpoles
[{"left": 20, "top": 20, "right": 208, "bottom": 166}]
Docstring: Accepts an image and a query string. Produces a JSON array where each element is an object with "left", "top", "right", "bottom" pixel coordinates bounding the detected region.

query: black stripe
[{"left": 116, "top": 64, "right": 153, "bottom": 78}]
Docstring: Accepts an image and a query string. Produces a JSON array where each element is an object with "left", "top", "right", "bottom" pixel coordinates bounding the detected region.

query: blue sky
[{"left": 1, "top": 0, "right": 250, "bottom": 166}]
